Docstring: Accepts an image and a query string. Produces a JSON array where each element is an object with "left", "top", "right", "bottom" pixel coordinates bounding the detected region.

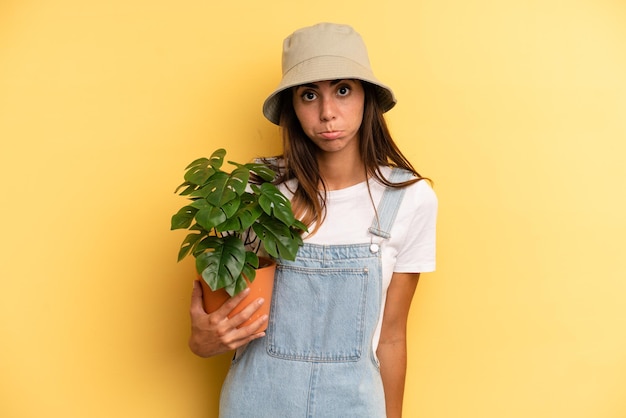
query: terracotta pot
[{"left": 199, "top": 257, "right": 275, "bottom": 333}]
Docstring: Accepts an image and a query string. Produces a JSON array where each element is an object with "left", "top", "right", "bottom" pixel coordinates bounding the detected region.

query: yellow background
[{"left": 1, "top": 0, "right": 625, "bottom": 417}]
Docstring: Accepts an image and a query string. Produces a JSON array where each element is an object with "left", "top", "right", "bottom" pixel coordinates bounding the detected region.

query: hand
[{"left": 188, "top": 280, "right": 268, "bottom": 358}]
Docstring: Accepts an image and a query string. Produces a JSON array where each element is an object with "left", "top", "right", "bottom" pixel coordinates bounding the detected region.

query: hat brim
[{"left": 262, "top": 55, "right": 396, "bottom": 125}]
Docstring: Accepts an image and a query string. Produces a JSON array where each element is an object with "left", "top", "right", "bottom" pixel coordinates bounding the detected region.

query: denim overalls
[{"left": 219, "top": 169, "right": 412, "bottom": 418}]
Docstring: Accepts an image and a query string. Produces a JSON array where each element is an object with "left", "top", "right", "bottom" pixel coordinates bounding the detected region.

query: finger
[
  {"left": 189, "top": 280, "right": 206, "bottom": 314},
  {"left": 217, "top": 311, "right": 269, "bottom": 351},
  {"left": 228, "top": 297, "right": 266, "bottom": 328},
  {"left": 214, "top": 287, "right": 251, "bottom": 316},
  {"left": 242, "top": 313, "right": 269, "bottom": 335},
  {"left": 229, "top": 318, "right": 268, "bottom": 347},
  {"left": 234, "top": 330, "right": 267, "bottom": 347}
]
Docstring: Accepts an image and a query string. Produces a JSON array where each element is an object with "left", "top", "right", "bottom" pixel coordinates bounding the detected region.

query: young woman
[{"left": 188, "top": 23, "right": 437, "bottom": 418}]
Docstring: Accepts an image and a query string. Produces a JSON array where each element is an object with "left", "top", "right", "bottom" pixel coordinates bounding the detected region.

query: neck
[{"left": 316, "top": 153, "right": 367, "bottom": 191}]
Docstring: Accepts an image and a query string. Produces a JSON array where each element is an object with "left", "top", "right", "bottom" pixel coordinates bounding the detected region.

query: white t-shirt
[{"left": 277, "top": 166, "right": 438, "bottom": 351}]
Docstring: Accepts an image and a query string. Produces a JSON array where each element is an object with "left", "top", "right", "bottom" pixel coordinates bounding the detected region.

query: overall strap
[{"left": 368, "top": 168, "right": 414, "bottom": 239}]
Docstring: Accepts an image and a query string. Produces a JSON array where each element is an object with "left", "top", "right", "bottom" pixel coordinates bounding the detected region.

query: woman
[{"left": 188, "top": 22, "right": 437, "bottom": 418}]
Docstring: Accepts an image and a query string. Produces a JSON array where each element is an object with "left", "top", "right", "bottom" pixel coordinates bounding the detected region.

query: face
[{"left": 292, "top": 79, "right": 365, "bottom": 155}]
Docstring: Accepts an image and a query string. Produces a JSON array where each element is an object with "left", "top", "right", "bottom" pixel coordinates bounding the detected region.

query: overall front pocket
[{"left": 267, "top": 265, "right": 369, "bottom": 362}]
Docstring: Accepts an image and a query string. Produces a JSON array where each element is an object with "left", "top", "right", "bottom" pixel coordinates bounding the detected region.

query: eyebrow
[{"left": 297, "top": 79, "right": 347, "bottom": 89}]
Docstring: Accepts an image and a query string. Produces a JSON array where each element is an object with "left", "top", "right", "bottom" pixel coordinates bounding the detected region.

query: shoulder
[
  {"left": 379, "top": 166, "right": 438, "bottom": 209},
  {"left": 391, "top": 172, "right": 438, "bottom": 235},
  {"left": 405, "top": 178, "right": 437, "bottom": 207},
  {"left": 400, "top": 180, "right": 438, "bottom": 230}
]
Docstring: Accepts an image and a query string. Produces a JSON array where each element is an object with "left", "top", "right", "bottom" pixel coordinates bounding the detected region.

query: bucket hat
[{"left": 262, "top": 22, "right": 396, "bottom": 125}]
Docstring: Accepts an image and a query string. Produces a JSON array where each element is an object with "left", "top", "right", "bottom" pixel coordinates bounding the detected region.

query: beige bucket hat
[{"left": 262, "top": 22, "right": 396, "bottom": 125}]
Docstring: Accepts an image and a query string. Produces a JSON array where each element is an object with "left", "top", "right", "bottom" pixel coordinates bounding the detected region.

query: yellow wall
[{"left": 1, "top": 1, "right": 625, "bottom": 417}]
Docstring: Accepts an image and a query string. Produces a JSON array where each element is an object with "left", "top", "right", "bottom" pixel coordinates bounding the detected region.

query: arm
[
  {"left": 377, "top": 272, "right": 420, "bottom": 418},
  {"left": 188, "top": 280, "right": 268, "bottom": 358}
]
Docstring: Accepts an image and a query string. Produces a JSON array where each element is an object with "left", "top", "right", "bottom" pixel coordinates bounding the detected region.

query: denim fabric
[{"left": 219, "top": 169, "right": 412, "bottom": 418}]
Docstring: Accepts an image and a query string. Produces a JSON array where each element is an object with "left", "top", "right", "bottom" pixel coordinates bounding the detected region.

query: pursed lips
[{"left": 319, "top": 130, "right": 342, "bottom": 140}]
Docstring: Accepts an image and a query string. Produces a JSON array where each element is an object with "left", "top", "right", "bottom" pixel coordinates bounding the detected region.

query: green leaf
[
  {"left": 292, "top": 219, "right": 308, "bottom": 233},
  {"left": 195, "top": 206, "right": 227, "bottom": 231},
  {"left": 227, "top": 167, "right": 251, "bottom": 195},
  {"left": 184, "top": 158, "right": 215, "bottom": 185},
  {"left": 221, "top": 197, "right": 241, "bottom": 218},
  {"left": 242, "top": 251, "right": 259, "bottom": 283},
  {"left": 185, "top": 157, "right": 210, "bottom": 170},
  {"left": 223, "top": 251, "right": 258, "bottom": 295},
  {"left": 190, "top": 168, "right": 248, "bottom": 207},
  {"left": 252, "top": 216, "right": 303, "bottom": 260},
  {"left": 258, "top": 183, "right": 296, "bottom": 226},
  {"left": 232, "top": 162, "right": 276, "bottom": 182},
  {"left": 189, "top": 172, "right": 228, "bottom": 199},
  {"left": 249, "top": 183, "right": 261, "bottom": 194},
  {"left": 195, "top": 236, "right": 247, "bottom": 294},
  {"left": 207, "top": 149, "right": 226, "bottom": 169},
  {"left": 224, "top": 276, "right": 248, "bottom": 297},
  {"left": 182, "top": 150, "right": 226, "bottom": 185},
  {"left": 205, "top": 168, "right": 249, "bottom": 206},
  {"left": 170, "top": 206, "right": 198, "bottom": 230},
  {"left": 189, "top": 199, "right": 211, "bottom": 210},
  {"left": 193, "top": 236, "right": 222, "bottom": 257},
  {"left": 177, "top": 232, "right": 206, "bottom": 261},
  {"left": 174, "top": 181, "right": 198, "bottom": 195},
  {"left": 217, "top": 194, "right": 262, "bottom": 232}
]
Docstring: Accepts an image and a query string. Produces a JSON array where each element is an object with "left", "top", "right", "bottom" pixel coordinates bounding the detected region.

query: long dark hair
[{"left": 264, "top": 81, "right": 426, "bottom": 234}]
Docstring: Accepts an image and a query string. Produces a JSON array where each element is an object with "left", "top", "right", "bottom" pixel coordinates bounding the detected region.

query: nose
[{"left": 319, "top": 96, "right": 336, "bottom": 121}]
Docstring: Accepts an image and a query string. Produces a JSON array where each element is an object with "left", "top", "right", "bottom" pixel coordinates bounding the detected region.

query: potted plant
[{"left": 171, "top": 148, "right": 306, "bottom": 331}]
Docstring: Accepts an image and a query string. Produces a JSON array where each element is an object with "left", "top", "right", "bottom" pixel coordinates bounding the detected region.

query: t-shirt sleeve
[{"left": 393, "top": 180, "right": 438, "bottom": 273}]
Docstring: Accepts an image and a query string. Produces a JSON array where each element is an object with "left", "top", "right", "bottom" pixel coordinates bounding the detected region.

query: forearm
[
  {"left": 377, "top": 338, "right": 408, "bottom": 418},
  {"left": 377, "top": 272, "right": 419, "bottom": 417}
]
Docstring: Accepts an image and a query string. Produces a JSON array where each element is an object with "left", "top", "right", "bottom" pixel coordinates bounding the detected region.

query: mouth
[{"left": 319, "top": 130, "right": 342, "bottom": 140}]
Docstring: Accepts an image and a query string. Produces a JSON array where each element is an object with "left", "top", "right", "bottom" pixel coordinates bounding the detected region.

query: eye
[
  {"left": 301, "top": 91, "right": 317, "bottom": 101},
  {"left": 337, "top": 85, "right": 351, "bottom": 97}
]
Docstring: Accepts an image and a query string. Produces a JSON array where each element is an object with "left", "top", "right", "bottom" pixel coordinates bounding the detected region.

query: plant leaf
[
  {"left": 258, "top": 183, "right": 296, "bottom": 226},
  {"left": 224, "top": 275, "right": 247, "bottom": 297},
  {"left": 292, "top": 219, "right": 308, "bottom": 233},
  {"left": 182, "top": 149, "right": 226, "bottom": 185},
  {"left": 194, "top": 197, "right": 241, "bottom": 232},
  {"left": 195, "top": 206, "right": 227, "bottom": 231},
  {"left": 193, "top": 235, "right": 220, "bottom": 256},
  {"left": 177, "top": 232, "right": 206, "bottom": 261},
  {"left": 189, "top": 199, "right": 211, "bottom": 210},
  {"left": 170, "top": 206, "right": 198, "bottom": 230},
  {"left": 191, "top": 168, "right": 249, "bottom": 207},
  {"left": 207, "top": 149, "right": 226, "bottom": 169},
  {"left": 227, "top": 167, "right": 251, "bottom": 195},
  {"left": 174, "top": 181, "right": 198, "bottom": 195},
  {"left": 195, "top": 236, "right": 247, "bottom": 293},
  {"left": 233, "top": 162, "right": 276, "bottom": 182},
  {"left": 184, "top": 158, "right": 215, "bottom": 185},
  {"left": 217, "top": 194, "right": 262, "bottom": 232},
  {"left": 220, "top": 196, "right": 241, "bottom": 218},
  {"left": 242, "top": 251, "right": 259, "bottom": 283},
  {"left": 252, "top": 216, "right": 303, "bottom": 260},
  {"left": 190, "top": 172, "right": 227, "bottom": 199},
  {"left": 205, "top": 168, "right": 249, "bottom": 206}
]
